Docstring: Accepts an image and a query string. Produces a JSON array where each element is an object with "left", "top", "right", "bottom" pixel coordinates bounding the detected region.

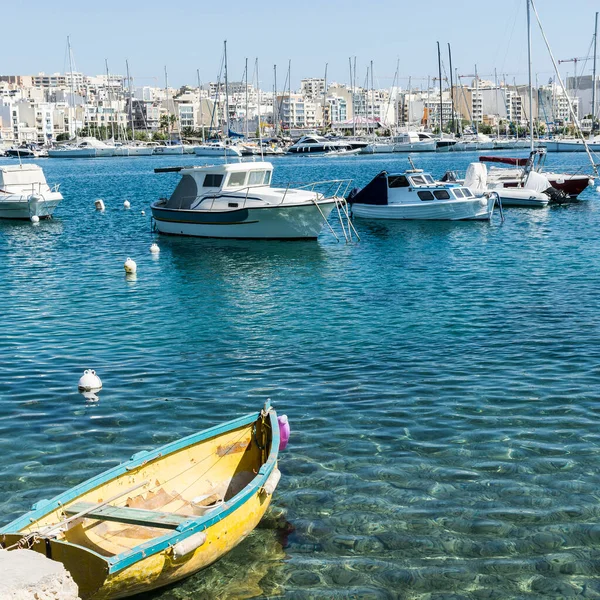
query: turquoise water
[{"left": 1, "top": 151, "right": 600, "bottom": 599}]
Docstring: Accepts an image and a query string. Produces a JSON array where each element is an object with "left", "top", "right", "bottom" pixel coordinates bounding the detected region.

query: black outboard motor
[{"left": 543, "top": 186, "right": 568, "bottom": 205}]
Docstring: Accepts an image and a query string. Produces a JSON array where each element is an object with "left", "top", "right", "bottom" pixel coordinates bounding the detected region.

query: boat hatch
[{"left": 408, "top": 174, "right": 435, "bottom": 186}]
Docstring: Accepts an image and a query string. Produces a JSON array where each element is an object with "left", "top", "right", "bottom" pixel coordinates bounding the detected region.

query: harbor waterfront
[{"left": 1, "top": 151, "right": 600, "bottom": 598}]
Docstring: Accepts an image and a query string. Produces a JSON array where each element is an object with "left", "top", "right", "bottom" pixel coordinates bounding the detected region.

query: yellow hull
[{"left": 1, "top": 407, "right": 281, "bottom": 599}]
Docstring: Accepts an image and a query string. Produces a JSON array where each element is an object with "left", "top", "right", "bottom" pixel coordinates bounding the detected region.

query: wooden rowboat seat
[{"left": 64, "top": 502, "right": 191, "bottom": 530}]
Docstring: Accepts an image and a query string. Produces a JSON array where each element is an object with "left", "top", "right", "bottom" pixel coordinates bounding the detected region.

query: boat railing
[
  {"left": 280, "top": 179, "right": 353, "bottom": 204},
  {"left": 170, "top": 179, "right": 354, "bottom": 212}
]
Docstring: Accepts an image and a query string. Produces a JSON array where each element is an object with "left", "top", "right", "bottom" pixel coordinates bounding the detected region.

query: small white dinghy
[
  {"left": 465, "top": 162, "right": 550, "bottom": 208},
  {"left": 0, "top": 164, "right": 63, "bottom": 219}
]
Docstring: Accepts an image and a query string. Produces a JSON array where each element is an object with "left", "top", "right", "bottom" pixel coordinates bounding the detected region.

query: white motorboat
[
  {"left": 545, "top": 137, "right": 600, "bottom": 152},
  {"left": 150, "top": 161, "right": 351, "bottom": 239},
  {"left": 347, "top": 167, "right": 495, "bottom": 221},
  {"left": 48, "top": 138, "right": 115, "bottom": 158},
  {"left": 287, "top": 135, "right": 353, "bottom": 154},
  {"left": 391, "top": 132, "right": 437, "bottom": 152},
  {"left": 153, "top": 144, "right": 184, "bottom": 155},
  {"left": 464, "top": 162, "right": 550, "bottom": 208},
  {"left": 194, "top": 142, "right": 243, "bottom": 157},
  {"left": 362, "top": 141, "right": 395, "bottom": 154},
  {"left": 0, "top": 164, "right": 63, "bottom": 219},
  {"left": 112, "top": 143, "right": 154, "bottom": 157}
]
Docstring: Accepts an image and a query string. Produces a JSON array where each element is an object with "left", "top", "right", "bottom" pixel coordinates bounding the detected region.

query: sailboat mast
[
  {"left": 353, "top": 57, "right": 357, "bottom": 136},
  {"left": 287, "top": 60, "right": 292, "bottom": 135},
  {"left": 593, "top": 11, "right": 598, "bottom": 124},
  {"left": 256, "top": 58, "right": 263, "bottom": 153},
  {"left": 224, "top": 40, "right": 231, "bottom": 139},
  {"left": 370, "top": 61, "right": 375, "bottom": 137},
  {"left": 244, "top": 57, "right": 249, "bottom": 139},
  {"left": 67, "top": 36, "right": 75, "bottom": 139},
  {"left": 437, "top": 42, "right": 443, "bottom": 134},
  {"left": 126, "top": 60, "right": 134, "bottom": 141},
  {"left": 322, "top": 63, "right": 328, "bottom": 132},
  {"left": 349, "top": 57, "right": 354, "bottom": 136},
  {"left": 273, "top": 65, "right": 278, "bottom": 137},
  {"left": 448, "top": 44, "right": 455, "bottom": 135},
  {"left": 495, "top": 68, "right": 500, "bottom": 138},
  {"left": 105, "top": 59, "right": 115, "bottom": 140},
  {"left": 527, "top": 0, "right": 534, "bottom": 151},
  {"left": 197, "top": 69, "right": 204, "bottom": 143},
  {"left": 474, "top": 64, "right": 479, "bottom": 135}
]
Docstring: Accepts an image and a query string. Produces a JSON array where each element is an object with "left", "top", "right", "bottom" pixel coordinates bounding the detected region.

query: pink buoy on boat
[{"left": 278, "top": 415, "right": 290, "bottom": 450}]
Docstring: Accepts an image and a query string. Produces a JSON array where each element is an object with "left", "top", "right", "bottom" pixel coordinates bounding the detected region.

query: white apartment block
[{"left": 301, "top": 78, "right": 325, "bottom": 100}]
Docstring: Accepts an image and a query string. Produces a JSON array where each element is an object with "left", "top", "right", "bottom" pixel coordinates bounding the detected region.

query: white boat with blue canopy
[
  {"left": 347, "top": 167, "right": 496, "bottom": 221},
  {"left": 0, "top": 403, "right": 285, "bottom": 599},
  {"left": 151, "top": 160, "right": 354, "bottom": 239}
]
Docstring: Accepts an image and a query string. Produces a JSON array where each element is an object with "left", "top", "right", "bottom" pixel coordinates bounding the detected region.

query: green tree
[{"left": 56, "top": 132, "right": 71, "bottom": 142}]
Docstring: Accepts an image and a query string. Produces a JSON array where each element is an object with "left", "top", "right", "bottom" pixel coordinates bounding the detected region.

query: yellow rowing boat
[{"left": 1, "top": 402, "right": 286, "bottom": 599}]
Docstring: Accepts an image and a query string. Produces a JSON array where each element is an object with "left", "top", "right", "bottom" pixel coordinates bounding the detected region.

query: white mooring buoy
[
  {"left": 596, "top": 185, "right": 600, "bottom": 194},
  {"left": 124, "top": 257, "right": 137, "bottom": 273},
  {"left": 78, "top": 369, "right": 102, "bottom": 392},
  {"left": 95, "top": 199, "right": 105, "bottom": 211},
  {"left": 123, "top": 200, "right": 131, "bottom": 209},
  {"left": 150, "top": 243, "right": 160, "bottom": 254},
  {"left": 141, "top": 210, "right": 145, "bottom": 215},
  {"left": 30, "top": 215, "right": 40, "bottom": 224}
]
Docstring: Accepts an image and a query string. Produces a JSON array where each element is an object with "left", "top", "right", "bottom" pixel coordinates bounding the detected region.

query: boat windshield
[
  {"left": 409, "top": 174, "right": 434, "bottom": 186},
  {"left": 228, "top": 172, "right": 247, "bottom": 187},
  {"left": 248, "top": 170, "right": 272, "bottom": 186}
]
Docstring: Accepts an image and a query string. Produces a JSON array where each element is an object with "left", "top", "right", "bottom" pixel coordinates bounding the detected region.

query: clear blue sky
[{"left": 2, "top": 0, "right": 599, "bottom": 90}]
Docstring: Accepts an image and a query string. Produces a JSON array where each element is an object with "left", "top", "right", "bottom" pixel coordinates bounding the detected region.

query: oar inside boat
[{"left": 1, "top": 402, "right": 287, "bottom": 600}]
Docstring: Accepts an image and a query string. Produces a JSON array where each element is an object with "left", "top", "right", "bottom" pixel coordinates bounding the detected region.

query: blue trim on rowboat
[
  {"left": 1, "top": 407, "right": 279, "bottom": 574},
  {"left": 108, "top": 409, "right": 279, "bottom": 573}
]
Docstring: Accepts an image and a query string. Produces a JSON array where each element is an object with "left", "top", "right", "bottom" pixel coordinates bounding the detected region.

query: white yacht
[
  {"left": 48, "top": 138, "right": 115, "bottom": 158},
  {"left": 152, "top": 143, "right": 184, "bottom": 155},
  {"left": 347, "top": 168, "right": 495, "bottom": 221},
  {"left": 391, "top": 132, "right": 436, "bottom": 152},
  {"left": 0, "top": 164, "right": 63, "bottom": 219},
  {"left": 194, "top": 142, "right": 243, "bottom": 157},
  {"left": 287, "top": 135, "right": 353, "bottom": 155},
  {"left": 150, "top": 161, "right": 350, "bottom": 239}
]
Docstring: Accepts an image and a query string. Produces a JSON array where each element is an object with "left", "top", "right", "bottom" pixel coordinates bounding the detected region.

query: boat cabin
[
  {"left": 161, "top": 161, "right": 274, "bottom": 210},
  {"left": 0, "top": 164, "right": 53, "bottom": 195},
  {"left": 347, "top": 169, "right": 476, "bottom": 206}
]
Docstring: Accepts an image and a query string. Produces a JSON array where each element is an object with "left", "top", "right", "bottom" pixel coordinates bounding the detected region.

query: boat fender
[
  {"left": 171, "top": 531, "right": 207, "bottom": 560},
  {"left": 30, "top": 215, "right": 40, "bottom": 224},
  {"left": 262, "top": 468, "right": 281, "bottom": 495},
  {"left": 78, "top": 369, "right": 102, "bottom": 392},
  {"left": 28, "top": 193, "right": 42, "bottom": 206},
  {"left": 278, "top": 415, "right": 290, "bottom": 451}
]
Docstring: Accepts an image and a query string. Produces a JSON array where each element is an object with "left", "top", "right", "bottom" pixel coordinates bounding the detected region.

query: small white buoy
[
  {"left": 123, "top": 200, "right": 131, "bottom": 209},
  {"left": 141, "top": 210, "right": 145, "bottom": 215},
  {"left": 78, "top": 369, "right": 102, "bottom": 392},
  {"left": 124, "top": 257, "right": 137, "bottom": 273},
  {"left": 30, "top": 215, "right": 40, "bottom": 224},
  {"left": 596, "top": 185, "right": 600, "bottom": 194},
  {"left": 150, "top": 243, "right": 160, "bottom": 254},
  {"left": 95, "top": 199, "right": 105, "bottom": 211}
]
